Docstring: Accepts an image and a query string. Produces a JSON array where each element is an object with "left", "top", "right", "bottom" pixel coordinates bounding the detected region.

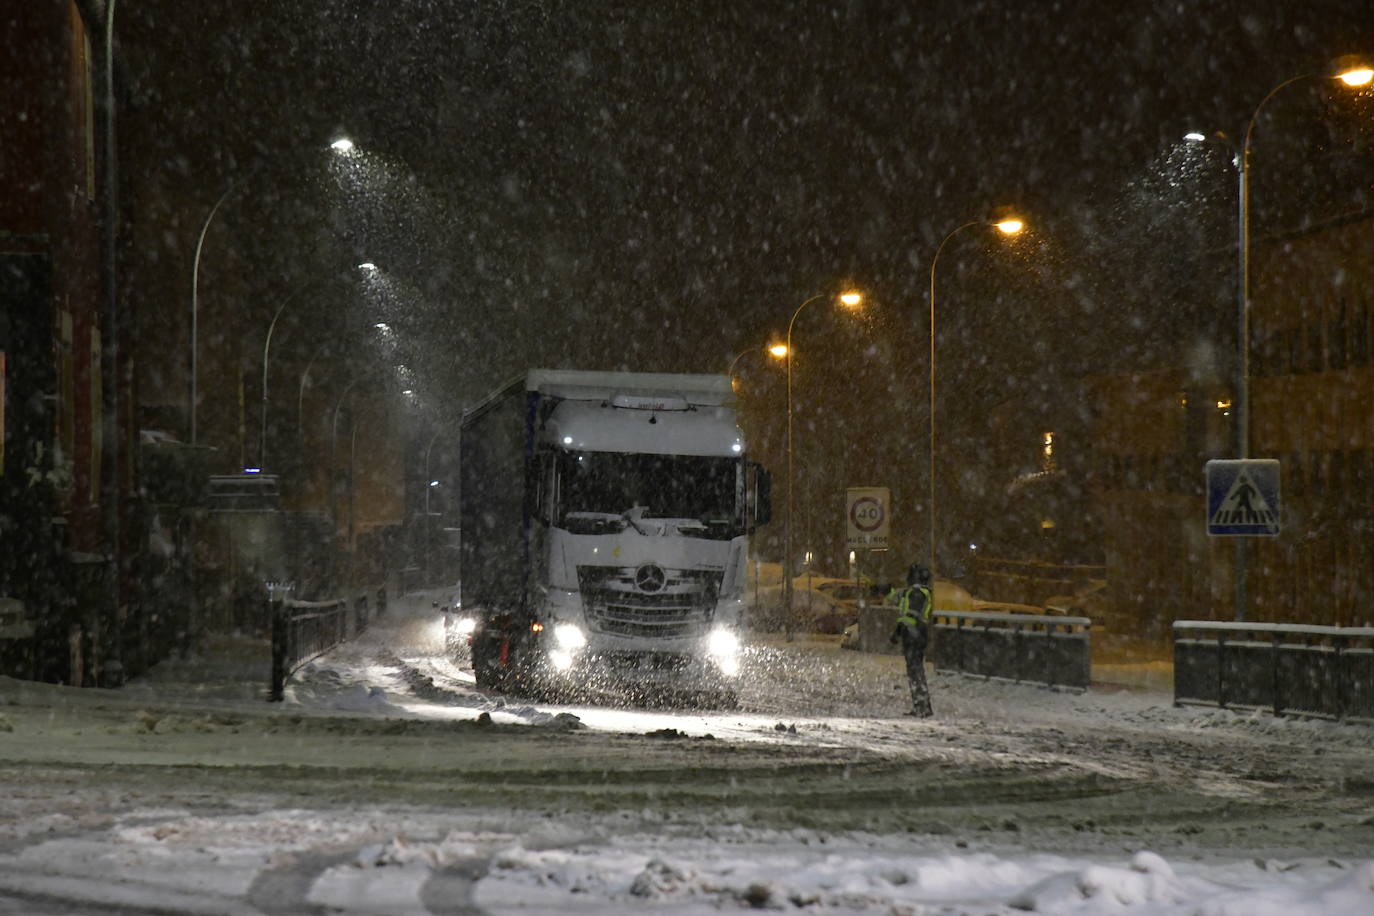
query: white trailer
[{"left": 458, "top": 369, "right": 770, "bottom": 702}]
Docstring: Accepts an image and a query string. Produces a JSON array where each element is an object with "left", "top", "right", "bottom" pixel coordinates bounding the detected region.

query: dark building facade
[
  {"left": 1, "top": 0, "right": 143, "bottom": 684},
  {"left": 1090, "top": 212, "right": 1374, "bottom": 637}
]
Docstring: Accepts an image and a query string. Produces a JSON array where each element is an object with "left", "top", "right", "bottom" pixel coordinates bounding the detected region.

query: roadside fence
[
  {"left": 1173, "top": 620, "right": 1374, "bottom": 722},
  {"left": 269, "top": 586, "right": 386, "bottom": 701},
  {"left": 931, "top": 609, "right": 1092, "bottom": 690}
]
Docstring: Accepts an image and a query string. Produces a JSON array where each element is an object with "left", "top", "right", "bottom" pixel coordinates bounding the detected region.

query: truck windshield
[{"left": 556, "top": 450, "right": 740, "bottom": 537}]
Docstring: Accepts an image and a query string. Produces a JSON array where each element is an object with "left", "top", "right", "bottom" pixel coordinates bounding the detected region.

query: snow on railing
[
  {"left": 1172, "top": 621, "right": 1374, "bottom": 722},
  {"left": 931, "top": 609, "right": 1092, "bottom": 690},
  {"left": 268, "top": 587, "right": 387, "bottom": 701}
]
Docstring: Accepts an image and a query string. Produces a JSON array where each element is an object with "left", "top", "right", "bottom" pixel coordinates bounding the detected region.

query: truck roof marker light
[
  {"left": 530, "top": 622, "right": 544, "bottom": 633},
  {"left": 611, "top": 394, "right": 690, "bottom": 411}
]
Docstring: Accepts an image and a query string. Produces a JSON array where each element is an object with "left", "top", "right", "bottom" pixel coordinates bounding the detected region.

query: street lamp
[
  {"left": 726, "top": 343, "right": 788, "bottom": 385},
  {"left": 783, "top": 290, "right": 862, "bottom": 632},
  {"left": 928, "top": 216, "right": 1024, "bottom": 577},
  {"left": 261, "top": 262, "right": 381, "bottom": 474},
  {"left": 1186, "top": 59, "right": 1370, "bottom": 620},
  {"left": 258, "top": 290, "right": 302, "bottom": 473},
  {"left": 189, "top": 183, "right": 239, "bottom": 446},
  {"left": 1235, "top": 62, "right": 1370, "bottom": 462},
  {"left": 189, "top": 138, "right": 356, "bottom": 446}
]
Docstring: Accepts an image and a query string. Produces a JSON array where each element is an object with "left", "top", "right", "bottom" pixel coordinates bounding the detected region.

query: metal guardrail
[
  {"left": 269, "top": 587, "right": 386, "bottom": 701},
  {"left": 1173, "top": 620, "right": 1374, "bottom": 722},
  {"left": 931, "top": 609, "right": 1093, "bottom": 689}
]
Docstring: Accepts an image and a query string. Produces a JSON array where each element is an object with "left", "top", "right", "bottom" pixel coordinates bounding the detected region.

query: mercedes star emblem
[{"left": 634, "top": 563, "right": 667, "bottom": 593}]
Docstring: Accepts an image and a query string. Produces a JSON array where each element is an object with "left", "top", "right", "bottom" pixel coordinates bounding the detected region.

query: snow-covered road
[{"left": 1, "top": 590, "right": 1371, "bottom": 914}]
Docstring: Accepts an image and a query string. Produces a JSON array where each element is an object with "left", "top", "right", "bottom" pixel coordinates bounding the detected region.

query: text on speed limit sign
[{"left": 846, "top": 487, "right": 890, "bottom": 549}]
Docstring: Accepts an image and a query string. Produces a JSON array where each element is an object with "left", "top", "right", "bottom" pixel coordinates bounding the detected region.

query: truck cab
[{"left": 460, "top": 371, "right": 769, "bottom": 701}]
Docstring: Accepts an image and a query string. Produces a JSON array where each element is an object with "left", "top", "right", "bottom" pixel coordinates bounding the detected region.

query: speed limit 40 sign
[{"left": 846, "top": 487, "right": 890, "bottom": 550}]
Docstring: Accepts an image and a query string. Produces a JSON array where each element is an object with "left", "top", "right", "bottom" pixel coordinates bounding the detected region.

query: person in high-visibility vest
[{"left": 888, "top": 563, "right": 934, "bottom": 717}]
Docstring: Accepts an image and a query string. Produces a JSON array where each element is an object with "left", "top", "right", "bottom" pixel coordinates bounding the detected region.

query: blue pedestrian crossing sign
[{"left": 1206, "top": 459, "right": 1281, "bottom": 537}]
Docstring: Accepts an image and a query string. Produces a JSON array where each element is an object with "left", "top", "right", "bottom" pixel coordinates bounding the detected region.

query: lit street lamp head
[
  {"left": 839, "top": 290, "right": 863, "bottom": 308},
  {"left": 1331, "top": 55, "right": 1373, "bottom": 86},
  {"left": 994, "top": 218, "right": 1025, "bottom": 235},
  {"left": 330, "top": 137, "right": 355, "bottom": 152},
  {"left": 727, "top": 342, "right": 790, "bottom": 377}
]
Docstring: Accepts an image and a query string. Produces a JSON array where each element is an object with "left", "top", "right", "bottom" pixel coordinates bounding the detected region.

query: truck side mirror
[{"left": 749, "top": 462, "right": 772, "bottom": 528}]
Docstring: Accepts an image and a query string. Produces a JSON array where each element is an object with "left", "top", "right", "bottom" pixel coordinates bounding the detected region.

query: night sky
[{"left": 114, "top": 0, "right": 1374, "bottom": 573}]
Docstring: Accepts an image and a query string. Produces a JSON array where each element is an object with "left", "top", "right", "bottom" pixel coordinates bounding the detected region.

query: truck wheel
[{"left": 472, "top": 641, "right": 500, "bottom": 690}]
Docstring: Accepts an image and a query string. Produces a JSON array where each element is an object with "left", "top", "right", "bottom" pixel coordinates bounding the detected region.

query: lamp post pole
[
  {"left": 783, "top": 292, "right": 861, "bottom": 634},
  {"left": 189, "top": 185, "right": 237, "bottom": 446},
  {"left": 726, "top": 348, "right": 756, "bottom": 378},
  {"left": 259, "top": 290, "right": 303, "bottom": 472},
  {"left": 726, "top": 343, "right": 788, "bottom": 392},
  {"left": 928, "top": 221, "right": 979, "bottom": 579},
  {"left": 784, "top": 295, "right": 823, "bottom": 635},
  {"left": 1228, "top": 64, "right": 1371, "bottom": 621},
  {"left": 927, "top": 218, "right": 1023, "bottom": 578},
  {"left": 1236, "top": 74, "right": 1308, "bottom": 465},
  {"left": 190, "top": 138, "right": 356, "bottom": 447}
]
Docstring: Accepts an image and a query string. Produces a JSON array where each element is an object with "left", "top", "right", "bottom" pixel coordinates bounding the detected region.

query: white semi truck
[{"left": 458, "top": 369, "right": 770, "bottom": 702}]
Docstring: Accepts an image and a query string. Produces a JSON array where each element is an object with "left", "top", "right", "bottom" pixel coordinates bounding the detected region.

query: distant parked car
[
  {"left": 1043, "top": 579, "right": 1114, "bottom": 627},
  {"left": 807, "top": 578, "right": 866, "bottom": 634},
  {"left": 814, "top": 581, "right": 867, "bottom": 608}
]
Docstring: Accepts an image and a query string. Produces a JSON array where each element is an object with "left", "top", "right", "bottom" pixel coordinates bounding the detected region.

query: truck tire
[{"left": 471, "top": 631, "right": 502, "bottom": 690}]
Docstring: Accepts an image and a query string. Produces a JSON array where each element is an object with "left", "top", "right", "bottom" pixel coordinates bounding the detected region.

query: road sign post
[{"left": 1207, "top": 458, "right": 1280, "bottom": 623}]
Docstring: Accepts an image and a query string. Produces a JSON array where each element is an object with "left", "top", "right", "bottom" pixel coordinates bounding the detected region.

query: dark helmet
[{"left": 907, "top": 564, "right": 931, "bottom": 586}]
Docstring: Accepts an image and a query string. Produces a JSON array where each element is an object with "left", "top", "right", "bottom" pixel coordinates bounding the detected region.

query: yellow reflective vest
[{"left": 894, "top": 585, "right": 932, "bottom": 628}]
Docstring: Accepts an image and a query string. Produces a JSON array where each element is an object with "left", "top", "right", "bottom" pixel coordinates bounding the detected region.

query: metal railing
[
  {"left": 269, "top": 587, "right": 386, "bottom": 701},
  {"left": 931, "top": 609, "right": 1092, "bottom": 689},
  {"left": 1173, "top": 620, "right": 1374, "bottom": 722}
]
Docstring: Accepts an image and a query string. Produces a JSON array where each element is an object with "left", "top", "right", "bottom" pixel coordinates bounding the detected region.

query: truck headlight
[
  {"left": 554, "top": 623, "right": 587, "bottom": 650},
  {"left": 452, "top": 616, "right": 476, "bottom": 636},
  {"left": 707, "top": 628, "right": 739, "bottom": 657}
]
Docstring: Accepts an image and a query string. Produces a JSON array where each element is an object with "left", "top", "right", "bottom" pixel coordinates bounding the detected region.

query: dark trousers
[{"left": 904, "top": 650, "right": 933, "bottom": 717}]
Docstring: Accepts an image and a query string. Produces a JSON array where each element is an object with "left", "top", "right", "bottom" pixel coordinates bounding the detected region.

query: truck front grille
[{"left": 576, "top": 565, "right": 722, "bottom": 639}]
